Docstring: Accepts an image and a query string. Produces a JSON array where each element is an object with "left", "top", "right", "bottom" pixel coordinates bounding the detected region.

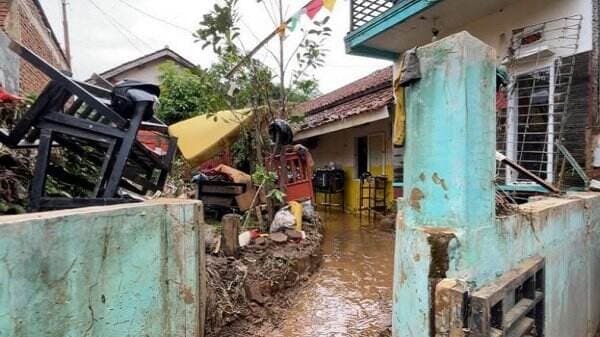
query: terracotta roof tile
[{"left": 295, "top": 66, "right": 393, "bottom": 131}]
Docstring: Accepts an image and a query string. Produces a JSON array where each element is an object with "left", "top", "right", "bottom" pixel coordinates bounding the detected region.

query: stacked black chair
[{"left": 0, "top": 41, "right": 177, "bottom": 211}]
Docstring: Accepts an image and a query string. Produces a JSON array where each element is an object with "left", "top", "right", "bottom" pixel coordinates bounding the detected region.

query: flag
[
  {"left": 323, "top": 0, "right": 336, "bottom": 11},
  {"left": 288, "top": 10, "right": 302, "bottom": 32},
  {"left": 304, "top": 0, "right": 323, "bottom": 19}
]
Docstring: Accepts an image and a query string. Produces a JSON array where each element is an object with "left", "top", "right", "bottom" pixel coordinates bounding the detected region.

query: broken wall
[
  {"left": 0, "top": 200, "right": 206, "bottom": 336},
  {"left": 393, "top": 32, "right": 600, "bottom": 337}
]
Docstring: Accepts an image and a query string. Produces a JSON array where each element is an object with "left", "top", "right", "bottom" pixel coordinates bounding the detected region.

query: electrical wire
[
  {"left": 84, "top": 0, "right": 154, "bottom": 52},
  {"left": 115, "top": 0, "right": 195, "bottom": 35}
]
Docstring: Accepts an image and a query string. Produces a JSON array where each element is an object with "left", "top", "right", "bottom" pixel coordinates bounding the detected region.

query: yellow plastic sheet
[{"left": 168, "top": 109, "right": 252, "bottom": 167}]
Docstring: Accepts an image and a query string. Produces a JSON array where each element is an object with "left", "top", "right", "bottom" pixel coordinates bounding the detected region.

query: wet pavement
[{"left": 272, "top": 211, "right": 395, "bottom": 337}]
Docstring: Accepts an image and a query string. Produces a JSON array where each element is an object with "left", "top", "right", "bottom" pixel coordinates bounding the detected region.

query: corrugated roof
[{"left": 295, "top": 66, "right": 393, "bottom": 131}]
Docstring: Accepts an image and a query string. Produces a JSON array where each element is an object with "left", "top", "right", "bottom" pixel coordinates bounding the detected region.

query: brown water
[{"left": 272, "top": 211, "right": 395, "bottom": 337}]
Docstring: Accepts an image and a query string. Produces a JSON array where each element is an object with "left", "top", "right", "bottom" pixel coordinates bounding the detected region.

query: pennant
[
  {"left": 323, "top": 0, "right": 336, "bottom": 11},
  {"left": 304, "top": 0, "right": 323, "bottom": 19},
  {"left": 287, "top": 10, "right": 302, "bottom": 32}
]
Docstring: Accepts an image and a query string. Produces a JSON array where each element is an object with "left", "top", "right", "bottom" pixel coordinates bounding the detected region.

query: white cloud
[{"left": 41, "top": 0, "right": 390, "bottom": 93}]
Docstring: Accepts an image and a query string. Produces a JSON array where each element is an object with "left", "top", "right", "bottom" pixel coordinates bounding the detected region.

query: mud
[
  {"left": 204, "top": 217, "right": 323, "bottom": 337},
  {"left": 205, "top": 211, "right": 396, "bottom": 337},
  {"left": 269, "top": 211, "right": 395, "bottom": 337}
]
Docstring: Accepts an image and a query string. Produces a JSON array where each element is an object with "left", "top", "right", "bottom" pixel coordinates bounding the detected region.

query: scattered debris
[
  {"left": 496, "top": 152, "right": 560, "bottom": 194},
  {"left": 270, "top": 207, "right": 296, "bottom": 233},
  {"left": 2, "top": 41, "right": 177, "bottom": 212},
  {"left": 269, "top": 232, "right": 288, "bottom": 243},
  {"left": 205, "top": 217, "right": 323, "bottom": 337}
]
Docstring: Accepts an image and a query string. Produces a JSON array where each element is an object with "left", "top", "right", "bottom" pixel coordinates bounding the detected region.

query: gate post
[{"left": 393, "top": 32, "right": 496, "bottom": 336}]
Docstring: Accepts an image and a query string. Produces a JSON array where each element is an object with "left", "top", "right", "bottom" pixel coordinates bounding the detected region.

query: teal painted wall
[
  {"left": 393, "top": 32, "right": 496, "bottom": 337},
  {"left": 0, "top": 200, "right": 206, "bottom": 337},
  {"left": 394, "top": 31, "right": 600, "bottom": 337}
]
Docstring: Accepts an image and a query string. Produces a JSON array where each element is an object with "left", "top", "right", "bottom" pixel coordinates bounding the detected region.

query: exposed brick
[{"left": 1, "top": 0, "right": 68, "bottom": 94}]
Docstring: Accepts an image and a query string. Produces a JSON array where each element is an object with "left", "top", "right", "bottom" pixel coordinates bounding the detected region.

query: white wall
[
  {"left": 310, "top": 118, "right": 393, "bottom": 174},
  {"left": 460, "top": 0, "right": 593, "bottom": 62},
  {"left": 109, "top": 59, "right": 166, "bottom": 85}
]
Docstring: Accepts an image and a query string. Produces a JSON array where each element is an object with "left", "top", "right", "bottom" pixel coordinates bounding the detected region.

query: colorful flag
[
  {"left": 288, "top": 10, "right": 302, "bottom": 32},
  {"left": 304, "top": 0, "right": 323, "bottom": 19},
  {"left": 323, "top": 0, "right": 336, "bottom": 11}
]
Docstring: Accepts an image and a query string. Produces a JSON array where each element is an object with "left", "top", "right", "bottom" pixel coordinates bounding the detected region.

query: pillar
[{"left": 393, "top": 32, "right": 496, "bottom": 337}]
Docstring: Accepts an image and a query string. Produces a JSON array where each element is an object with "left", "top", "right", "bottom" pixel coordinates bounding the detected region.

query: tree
[
  {"left": 157, "top": 61, "right": 227, "bottom": 125},
  {"left": 194, "top": 0, "right": 330, "bottom": 120}
]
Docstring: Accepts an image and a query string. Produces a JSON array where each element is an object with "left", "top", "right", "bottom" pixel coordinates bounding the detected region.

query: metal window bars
[
  {"left": 496, "top": 15, "right": 584, "bottom": 200},
  {"left": 350, "top": 0, "right": 396, "bottom": 31}
]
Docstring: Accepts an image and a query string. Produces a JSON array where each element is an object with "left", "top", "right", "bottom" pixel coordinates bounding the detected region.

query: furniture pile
[{"left": 0, "top": 41, "right": 177, "bottom": 211}]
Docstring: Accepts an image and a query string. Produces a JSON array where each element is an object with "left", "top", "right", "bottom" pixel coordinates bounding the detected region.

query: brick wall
[
  {"left": 0, "top": 1, "right": 8, "bottom": 31},
  {"left": 0, "top": 0, "right": 68, "bottom": 94},
  {"left": 18, "top": 0, "right": 68, "bottom": 94}
]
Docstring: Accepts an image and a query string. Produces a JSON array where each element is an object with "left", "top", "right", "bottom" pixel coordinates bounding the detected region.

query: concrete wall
[
  {"left": 0, "top": 30, "right": 19, "bottom": 92},
  {"left": 0, "top": 200, "right": 206, "bottom": 337},
  {"left": 393, "top": 32, "right": 600, "bottom": 337},
  {"left": 308, "top": 118, "right": 395, "bottom": 211}
]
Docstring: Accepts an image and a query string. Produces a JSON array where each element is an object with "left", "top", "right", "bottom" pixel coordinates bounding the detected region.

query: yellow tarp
[{"left": 168, "top": 109, "right": 252, "bottom": 167}]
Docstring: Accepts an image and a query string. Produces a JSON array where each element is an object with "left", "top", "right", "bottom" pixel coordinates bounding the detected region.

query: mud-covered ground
[{"left": 204, "top": 216, "right": 323, "bottom": 337}]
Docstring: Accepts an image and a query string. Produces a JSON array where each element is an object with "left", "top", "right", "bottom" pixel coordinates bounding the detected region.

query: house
[
  {"left": 0, "top": 0, "right": 69, "bottom": 94},
  {"left": 294, "top": 66, "right": 397, "bottom": 212},
  {"left": 345, "top": 0, "right": 600, "bottom": 192},
  {"left": 96, "top": 47, "right": 195, "bottom": 85}
]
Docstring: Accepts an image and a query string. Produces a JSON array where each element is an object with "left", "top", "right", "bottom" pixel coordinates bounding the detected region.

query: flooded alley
[{"left": 272, "top": 211, "right": 396, "bottom": 337}]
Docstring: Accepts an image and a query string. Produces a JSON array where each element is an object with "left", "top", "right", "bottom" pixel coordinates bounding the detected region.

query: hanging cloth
[
  {"left": 323, "top": 0, "right": 336, "bottom": 11},
  {"left": 305, "top": 0, "right": 324, "bottom": 19},
  {"left": 288, "top": 12, "right": 301, "bottom": 31},
  {"left": 393, "top": 58, "right": 406, "bottom": 146}
]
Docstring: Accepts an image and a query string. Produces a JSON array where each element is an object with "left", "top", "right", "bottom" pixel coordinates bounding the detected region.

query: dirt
[{"left": 204, "top": 217, "right": 323, "bottom": 337}]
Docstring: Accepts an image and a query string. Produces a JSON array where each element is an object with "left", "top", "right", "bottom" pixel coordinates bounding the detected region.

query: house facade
[
  {"left": 0, "top": 0, "right": 69, "bottom": 94},
  {"left": 346, "top": 0, "right": 600, "bottom": 192},
  {"left": 96, "top": 47, "right": 195, "bottom": 85},
  {"left": 294, "top": 67, "right": 397, "bottom": 212}
]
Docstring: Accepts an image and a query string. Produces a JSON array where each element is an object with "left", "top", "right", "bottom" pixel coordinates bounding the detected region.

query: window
[
  {"left": 500, "top": 67, "right": 556, "bottom": 184},
  {"left": 356, "top": 134, "right": 386, "bottom": 178}
]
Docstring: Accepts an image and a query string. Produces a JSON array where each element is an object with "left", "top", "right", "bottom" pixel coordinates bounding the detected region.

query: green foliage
[
  {"left": 157, "top": 61, "right": 227, "bottom": 125},
  {"left": 251, "top": 164, "right": 286, "bottom": 203}
]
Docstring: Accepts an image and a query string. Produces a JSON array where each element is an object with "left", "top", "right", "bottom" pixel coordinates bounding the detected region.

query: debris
[
  {"left": 205, "top": 226, "right": 220, "bottom": 253},
  {"left": 301, "top": 200, "right": 316, "bottom": 221},
  {"left": 2, "top": 41, "right": 177, "bottom": 212},
  {"left": 213, "top": 164, "right": 256, "bottom": 211},
  {"left": 591, "top": 180, "right": 600, "bottom": 192},
  {"left": 270, "top": 208, "right": 296, "bottom": 233},
  {"left": 496, "top": 152, "right": 560, "bottom": 194},
  {"left": 245, "top": 281, "right": 267, "bottom": 304},
  {"left": 269, "top": 232, "right": 288, "bottom": 243},
  {"left": 285, "top": 229, "right": 303, "bottom": 241},
  {"left": 254, "top": 237, "right": 267, "bottom": 246},
  {"left": 239, "top": 231, "right": 253, "bottom": 248}
]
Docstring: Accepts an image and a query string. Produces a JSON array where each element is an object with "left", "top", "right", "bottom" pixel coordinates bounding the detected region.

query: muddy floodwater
[{"left": 272, "top": 211, "right": 395, "bottom": 337}]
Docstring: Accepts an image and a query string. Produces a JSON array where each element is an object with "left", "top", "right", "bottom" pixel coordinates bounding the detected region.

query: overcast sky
[{"left": 40, "top": 0, "right": 390, "bottom": 94}]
